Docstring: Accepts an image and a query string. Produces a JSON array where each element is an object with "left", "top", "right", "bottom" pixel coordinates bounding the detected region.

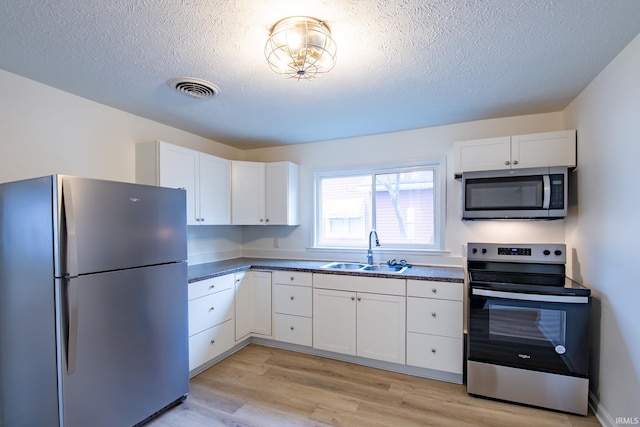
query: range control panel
[{"left": 467, "top": 242, "right": 566, "bottom": 264}]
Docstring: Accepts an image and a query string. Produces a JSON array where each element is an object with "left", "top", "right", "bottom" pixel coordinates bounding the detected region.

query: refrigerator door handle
[
  {"left": 65, "top": 277, "right": 79, "bottom": 375},
  {"left": 62, "top": 178, "right": 78, "bottom": 277}
]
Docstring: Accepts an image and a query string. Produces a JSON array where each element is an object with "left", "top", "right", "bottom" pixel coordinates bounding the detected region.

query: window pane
[
  {"left": 374, "top": 170, "right": 435, "bottom": 245},
  {"left": 319, "top": 175, "right": 371, "bottom": 246}
]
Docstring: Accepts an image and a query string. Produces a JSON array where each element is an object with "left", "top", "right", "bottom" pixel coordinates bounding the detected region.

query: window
[{"left": 314, "top": 161, "right": 445, "bottom": 250}]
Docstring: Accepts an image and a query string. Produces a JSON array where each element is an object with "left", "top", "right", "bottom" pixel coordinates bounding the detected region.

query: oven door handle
[
  {"left": 542, "top": 174, "right": 551, "bottom": 209},
  {"left": 472, "top": 288, "right": 589, "bottom": 304}
]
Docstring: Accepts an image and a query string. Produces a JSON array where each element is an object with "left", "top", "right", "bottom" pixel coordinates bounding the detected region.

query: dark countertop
[{"left": 188, "top": 258, "right": 464, "bottom": 284}]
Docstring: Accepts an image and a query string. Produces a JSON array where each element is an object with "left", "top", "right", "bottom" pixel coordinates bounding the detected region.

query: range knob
[
  {"left": 481, "top": 248, "right": 487, "bottom": 254},
  {"left": 555, "top": 250, "right": 563, "bottom": 256},
  {"left": 471, "top": 248, "right": 478, "bottom": 254},
  {"left": 543, "top": 249, "right": 551, "bottom": 256}
]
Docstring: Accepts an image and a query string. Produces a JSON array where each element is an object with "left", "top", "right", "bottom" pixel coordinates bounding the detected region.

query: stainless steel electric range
[{"left": 466, "top": 243, "right": 591, "bottom": 415}]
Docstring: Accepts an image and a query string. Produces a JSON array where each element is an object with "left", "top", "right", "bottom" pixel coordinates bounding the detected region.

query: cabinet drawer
[
  {"left": 273, "top": 270, "right": 312, "bottom": 287},
  {"left": 189, "top": 319, "right": 234, "bottom": 371},
  {"left": 407, "top": 280, "right": 463, "bottom": 301},
  {"left": 188, "top": 275, "right": 234, "bottom": 300},
  {"left": 188, "top": 287, "right": 234, "bottom": 336},
  {"left": 274, "top": 284, "right": 312, "bottom": 316},
  {"left": 407, "top": 297, "right": 462, "bottom": 338},
  {"left": 274, "top": 314, "right": 312, "bottom": 346},
  {"left": 407, "top": 332, "right": 463, "bottom": 374}
]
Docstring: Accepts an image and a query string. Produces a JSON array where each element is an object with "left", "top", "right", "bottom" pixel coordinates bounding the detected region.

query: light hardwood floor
[{"left": 148, "top": 344, "right": 601, "bottom": 427}]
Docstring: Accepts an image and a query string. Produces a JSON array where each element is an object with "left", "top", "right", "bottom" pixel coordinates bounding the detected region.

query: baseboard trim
[{"left": 589, "top": 390, "right": 615, "bottom": 427}]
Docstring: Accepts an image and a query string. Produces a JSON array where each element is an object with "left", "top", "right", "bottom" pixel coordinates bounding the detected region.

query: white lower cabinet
[
  {"left": 406, "top": 280, "right": 463, "bottom": 374},
  {"left": 273, "top": 271, "right": 313, "bottom": 346},
  {"left": 188, "top": 275, "right": 235, "bottom": 371},
  {"left": 234, "top": 270, "right": 272, "bottom": 341},
  {"left": 312, "top": 274, "right": 406, "bottom": 364}
]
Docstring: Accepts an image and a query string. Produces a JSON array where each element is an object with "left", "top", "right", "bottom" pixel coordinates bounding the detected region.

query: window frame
[{"left": 312, "top": 158, "right": 446, "bottom": 252}]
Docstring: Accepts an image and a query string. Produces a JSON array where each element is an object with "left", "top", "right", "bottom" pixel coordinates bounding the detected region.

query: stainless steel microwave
[{"left": 462, "top": 166, "right": 568, "bottom": 219}]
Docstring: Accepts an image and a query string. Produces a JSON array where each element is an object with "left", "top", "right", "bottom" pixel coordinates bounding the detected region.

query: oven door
[{"left": 468, "top": 287, "right": 590, "bottom": 377}]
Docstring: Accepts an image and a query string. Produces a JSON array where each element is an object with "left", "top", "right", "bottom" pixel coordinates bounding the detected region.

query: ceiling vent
[{"left": 168, "top": 78, "right": 220, "bottom": 99}]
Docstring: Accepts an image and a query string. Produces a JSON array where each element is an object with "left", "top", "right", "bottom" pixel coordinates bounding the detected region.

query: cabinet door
[
  {"left": 313, "top": 289, "right": 356, "bottom": 355},
  {"left": 234, "top": 272, "right": 252, "bottom": 340},
  {"left": 356, "top": 292, "right": 406, "bottom": 364},
  {"left": 251, "top": 271, "right": 272, "bottom": 336},
  {"left": 199, "top": 153, "right": 231, "bottom": 225},
  {"left": 266, "top": 162, "right": 299, "bottom": 225},
  {"left": 511, "top": 130, "right": 576, "bottom": 169},
  {"left": 231, "top": 161, "right": 265, "bottom": 224},
  {"left": 158, "top": 143, "right": 199, "bottom": 225},
  {"left": 453, "top": 137, "right": 511, "bottom": 173}
]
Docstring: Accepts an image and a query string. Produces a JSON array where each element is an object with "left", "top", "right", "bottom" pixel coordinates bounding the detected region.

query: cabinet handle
[
  {"left": 260, "top": 218, "right": 264, "bottom": 222},
  {"left": 290, "top": 296, "right": 295, "bottom": 300},
  {"left": 512, "top": 160, "right": 518, "bottom": 165},
  {"left": 209, "top": 285, "right": 215, "bottom": 290},
  {"left": 265, "top": 218, "right": 270, "bottom": 222},
  {"left": 357, "top": 297, "right": 361, "bottom": 301},
  {"left": 290, "top": 276, "right": 295, "bottom": 281},
  {"left": 201, "top": 217, "right": 205, "bottom": 221},
  {"left": 209, "top": 307, "right": 215, "bottom": 312},
  {"left": 431, "top": 288, "right": 437, "bottom": 294},
  {"left": 505, "top": 161, "right": 510, "bottom": 165},
  {"left": 431, "top": 348, "right": 437, "bottom": 353},
  {"left": 351, "top": 296, "right": 355, "bottom": 301},
  {"left": 290, "top": 326, "right": 295, "bottom": 331},
  {"left": 431, "top": 312, "right": 437, "bottom": 318},
  {"left": 210, "top": 339, "right": 215, "bottom": 344}
]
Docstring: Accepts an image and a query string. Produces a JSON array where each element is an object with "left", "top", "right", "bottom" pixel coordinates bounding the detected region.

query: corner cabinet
[
  {"left": 231, "top": 161, "right": 299, "bottom": 225},
  {"left": 136, "top": 141, "right": 231, "bottom": 225},
  {"left": 312, "top": 274, "right": 406, "bottom": 364},
  {"left": 406, "top": 280, "right": 463, "bottom": 374},
  {"left": 453, "top": 130, "right": 576, "bottom": 174},
  {"left": 234, "top": 271, "right": 272, "bottom": 341}
]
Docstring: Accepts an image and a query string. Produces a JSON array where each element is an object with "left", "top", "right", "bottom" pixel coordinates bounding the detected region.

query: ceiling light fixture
[{"left": 264, "top": 16, "right": 337, "bottom": 81}]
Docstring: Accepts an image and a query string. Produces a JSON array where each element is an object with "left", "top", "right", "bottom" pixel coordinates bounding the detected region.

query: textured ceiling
[{"left": 1, "top": 1, "right": 640, "bottom": 149}]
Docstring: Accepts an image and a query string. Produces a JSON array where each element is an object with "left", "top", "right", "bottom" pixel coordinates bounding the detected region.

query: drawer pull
[
  {"left": 209, "top": 307, "right": 215, "bottom": 312},
  {"left": 290, "top": 326, "right": 295, "bottom": 331},
  {"left": 209, "top": 285, "right": 215, "bottom": 290},
  {"left": 431, "top": 348, "right": 437, "bottom": 353},
  {"left": 357, "top": 297, "right": 361, "bottom": 301},
  {"left": 431, "top": 312, "right": 437, "bottom": 318},
  {"left": 290, "top": 276, "right": 295, "bottom": 281},
  {"left": 290, "top": 296, "right": 295, "bottom": 300},
  {"left": 210, "top": 339, "right": 215, "bottom": 344},
  {"left": 351, "top": 296, "right": 355, "bottom": 301},
  {"left": 432, "top": 288, "right": 437, "bottom": 294}
]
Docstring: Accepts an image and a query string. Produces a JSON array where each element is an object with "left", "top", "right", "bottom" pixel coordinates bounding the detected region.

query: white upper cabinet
[
  {"left": 136, "top": 141, "right": 231, "bottom": 225},
  {"left": 231, "top": 161, "right": 299, "bottom": 225},
  {"left": 454, "top": 130, "right": 576, "bottom": 174}
]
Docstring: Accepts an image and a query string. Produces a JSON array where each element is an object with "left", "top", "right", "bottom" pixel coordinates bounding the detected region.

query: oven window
[{"left": 488, "top": 304, "right": 566, "bottom": 346}]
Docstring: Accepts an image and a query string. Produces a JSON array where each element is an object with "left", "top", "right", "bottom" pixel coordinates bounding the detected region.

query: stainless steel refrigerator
[{"left": 0, "top": 175, "right": 189, "bottom": 426}]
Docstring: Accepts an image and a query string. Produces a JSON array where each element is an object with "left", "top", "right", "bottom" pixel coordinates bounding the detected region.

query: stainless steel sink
[
  {"left": 320, "top": 262, "right": 368, "bottom": 270},
  {"left": 320, "top": 262, "right": 407, "bottom": 274},
  {"left": 361, "top": 264, "right": 408, "bottom": 274}
]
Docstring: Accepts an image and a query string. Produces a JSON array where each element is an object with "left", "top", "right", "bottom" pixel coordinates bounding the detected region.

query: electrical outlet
[
  {"left": 273, "top": 238, "right": 279, "bottom": 248},
  {"left": 461, "top": 243, "right": 467, "bottom": 257}
]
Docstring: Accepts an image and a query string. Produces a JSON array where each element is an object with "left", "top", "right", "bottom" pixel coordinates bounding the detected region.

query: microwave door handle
[{"left": 542, "top": 175, "right": 551, "bottom": 209}]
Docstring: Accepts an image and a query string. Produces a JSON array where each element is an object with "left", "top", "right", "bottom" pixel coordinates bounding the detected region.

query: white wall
[
  {"left": 241, "top": 113, "right": 567, "bottom": 266},
  {"left": 0, "top": 68, "right": 243, "bottom": 264},
  {"left": 564, "top": 34, "right": 640, "bottom": 425}
]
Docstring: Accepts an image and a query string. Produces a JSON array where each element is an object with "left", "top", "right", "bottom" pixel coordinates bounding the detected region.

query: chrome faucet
[{"left": 367, "top": 229, "right": 380, "bottom": 265}]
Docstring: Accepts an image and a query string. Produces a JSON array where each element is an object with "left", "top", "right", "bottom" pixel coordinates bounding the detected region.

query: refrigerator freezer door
[
  {"left": 60, "top": 262, "right": 189, "bottom": 427},
  {"left": 60, "top": 176, "right": 187, "bottom": 277}
]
